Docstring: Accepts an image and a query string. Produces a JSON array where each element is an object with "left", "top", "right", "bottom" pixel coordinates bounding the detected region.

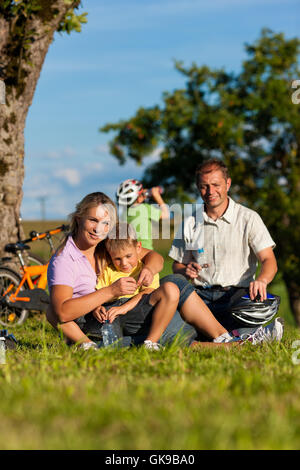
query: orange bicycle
[
  {"left": 0, "top": 243, "right": 49, "bottom": 326},
  {"left": 18, "top": 224, "right": 69, "bottom": 265},
  {"left": 0, "top": 225, "right": 69, "bottom": 326}
]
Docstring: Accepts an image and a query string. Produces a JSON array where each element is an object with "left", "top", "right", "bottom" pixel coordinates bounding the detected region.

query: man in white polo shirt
[{"left": 169, "top": 158, "right": 278, "bottom": 332}]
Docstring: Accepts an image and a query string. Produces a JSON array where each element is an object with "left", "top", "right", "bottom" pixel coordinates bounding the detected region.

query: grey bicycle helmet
[
  {"left": 231, "top": 291, "right": 281, "bottom": 326},
  {"left": 116, "top": 179, "right": 143, "bottom": 206}
]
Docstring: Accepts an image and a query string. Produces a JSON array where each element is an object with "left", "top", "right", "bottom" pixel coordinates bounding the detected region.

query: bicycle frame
[
  {"left": 2, "top": 264, "right": 48, "bottom": 304},
  {"left": 20, "top": 224, "right": 69, "bottom": 256}
]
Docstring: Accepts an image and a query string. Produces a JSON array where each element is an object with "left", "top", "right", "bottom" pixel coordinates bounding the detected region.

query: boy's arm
[
  {"left": 106, "top": 288, "right": 155, "bottom": 323},
  {"left": 151, "top": 186, "right": 169, "bottom": 220}
]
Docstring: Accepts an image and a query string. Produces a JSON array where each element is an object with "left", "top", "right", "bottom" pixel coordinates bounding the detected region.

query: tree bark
[
  {"left": 285, "top": 279, "right": 300, "bottom": 327},
  {"left": 0, "top": 0, "right": 80, "bottom": 254}
]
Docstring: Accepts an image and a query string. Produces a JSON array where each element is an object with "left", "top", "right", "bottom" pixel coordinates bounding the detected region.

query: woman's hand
[{"left": 110, "top": 277, "right": 137, "bottom": 297}]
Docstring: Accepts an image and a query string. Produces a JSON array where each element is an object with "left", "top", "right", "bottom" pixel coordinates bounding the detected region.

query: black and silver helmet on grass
[{"left": 231, "top": 291, "right": 281, "bottom": 326}]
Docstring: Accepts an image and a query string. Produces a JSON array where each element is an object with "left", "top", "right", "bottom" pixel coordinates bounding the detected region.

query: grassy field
[{"left": 0, "top": 221, "right": 299, "bottom": 450}]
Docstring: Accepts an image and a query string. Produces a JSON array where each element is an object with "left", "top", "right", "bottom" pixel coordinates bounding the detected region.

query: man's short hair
[{"left": 196, "top": 158, "right": 229, "bottom": 186}]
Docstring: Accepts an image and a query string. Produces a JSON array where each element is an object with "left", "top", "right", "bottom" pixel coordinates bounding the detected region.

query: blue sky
[{"left": 22, "top": 0, "right": 300, "bottom": 219}]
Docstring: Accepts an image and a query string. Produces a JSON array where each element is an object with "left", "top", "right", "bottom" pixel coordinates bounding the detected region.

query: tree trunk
[
  {"left": 284, "top": 278, "right": 300, "bottom": 327},
  {"left": 0, "top": 1, "right": 80, "bottom": 255}
]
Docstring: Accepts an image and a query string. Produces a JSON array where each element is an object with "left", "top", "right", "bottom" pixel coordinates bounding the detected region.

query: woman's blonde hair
[{"left": 58, "top": 192, "right": 117, "bottom": 272}]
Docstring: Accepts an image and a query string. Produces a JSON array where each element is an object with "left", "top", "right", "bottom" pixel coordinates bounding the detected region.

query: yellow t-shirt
[{"left": 96, "top": 260, "right": 160, "bottom": 300}]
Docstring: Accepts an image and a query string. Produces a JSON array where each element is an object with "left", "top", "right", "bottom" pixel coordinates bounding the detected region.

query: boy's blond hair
[{"left": 105, "top": 222, "right": 139, "bottom": 254}]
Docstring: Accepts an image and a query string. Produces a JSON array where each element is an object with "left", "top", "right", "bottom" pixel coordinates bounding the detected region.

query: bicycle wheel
[
  {"left": 26, "top": 252, "right": 46, "bottom": 266},
  {"left": 0, "top": 267, "right": 28, "bottom": 326}
]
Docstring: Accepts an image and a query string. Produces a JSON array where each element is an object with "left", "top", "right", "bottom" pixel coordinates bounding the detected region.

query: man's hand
[
  {"left": 137, "top": 266, "right": 154, "bottom": 287},
  {"left": 249, "top": 280, "right": 268, "bottom": 301},
  {"left": 92, "top": 305, "right": 107, "bottom": 323},
  {"left": 185, "top": 261, "right": 202, "bottom": 279}
]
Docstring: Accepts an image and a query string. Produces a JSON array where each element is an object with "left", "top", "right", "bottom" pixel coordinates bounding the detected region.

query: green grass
[
  {"left": 0, "top": 221, "right": 299, "bottom": 450},
  {"left": 1, "top": 321, "right": 300, "bottom": 450}
]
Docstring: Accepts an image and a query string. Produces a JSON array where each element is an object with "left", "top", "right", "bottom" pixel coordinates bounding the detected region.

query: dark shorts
[
  {"left": 75, "top": 274, "right": 198, "bottom": 346},
  {"left": 195, "top": 286, "right": 248, "bottom": 332},
  {"left": 74, "top": 295, "right": 154, "bottom": 340}
]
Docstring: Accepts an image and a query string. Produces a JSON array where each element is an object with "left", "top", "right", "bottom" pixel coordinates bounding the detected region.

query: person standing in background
[{"left": 116, "top": 179, "right": 169, "bottom": 250}]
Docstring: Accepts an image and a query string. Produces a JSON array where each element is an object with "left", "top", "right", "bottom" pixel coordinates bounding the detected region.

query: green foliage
[
  {"left": 0, "top": 1, "right": 86, "bottom": 96},
  {"left": 101, "top": 29, "right": 300, "bottom": 321},
  {"left": 57, "top": 10, "right": 87, "bottom": 34}
]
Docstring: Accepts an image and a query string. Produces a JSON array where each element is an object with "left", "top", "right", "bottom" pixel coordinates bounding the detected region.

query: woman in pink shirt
[{"left": 47, "top": 192, "right": 166, "bottom": 349}]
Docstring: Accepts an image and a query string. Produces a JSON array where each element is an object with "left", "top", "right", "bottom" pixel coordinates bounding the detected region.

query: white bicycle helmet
[
  {"left": 116, "top": 179, "right": 143, "bottom": 206},
  {"left": 231, "top": 290, "right": 281, "bottom": 326}
]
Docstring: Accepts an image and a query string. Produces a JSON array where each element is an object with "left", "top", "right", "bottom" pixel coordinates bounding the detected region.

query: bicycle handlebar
[{"left": 21, "top": 224, "right": 69, "bottom": 244}]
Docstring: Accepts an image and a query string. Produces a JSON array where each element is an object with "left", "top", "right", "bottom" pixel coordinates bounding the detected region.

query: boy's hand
[
  {"left": 150, "top": 186, "right": 160, "bottom": 199},
  {"left": 107, "top": 305, "right": 128, "bottom": 323},
  {"left": 137, "top": 266, "right": 153, "bottom": 287},
  {"left": 111, "top": 277, "right": 137, "bottom": 297},
  {"left": 93, "top": 305, "right": 107, "bottom": 323}
]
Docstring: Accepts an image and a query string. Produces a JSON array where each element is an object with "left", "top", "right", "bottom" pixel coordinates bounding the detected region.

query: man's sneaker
[
  {"left": 78, "top": 341, "right": 98, "bottom": 351},
  {"left": 242, "top": 317, "right": 284, "bottom": 345},
  {"left": 143, "top": 340, "right": 162, "bottom": 351}
]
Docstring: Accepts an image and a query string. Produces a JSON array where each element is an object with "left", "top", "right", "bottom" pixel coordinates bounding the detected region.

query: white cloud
[
  {"left": 94, "top": 144, "right": 109, "bottom": 155},
  {"left": 47, "top": 147, "right": 77, "bottom": 159},
  {"left": 63, "top": 146, "right": 77, "bottom": 157},
  {"left": 46, "top": 150, "right": 61, "bottom": 159},
  {"left": 29, "top": 147, "right": 78, "bottom": 160},
  {"left": 55, "top": 168, "right": 81, "bottom": 186},
  {"left": 83, "top": 162, "right": 103, "bottom": 176}
]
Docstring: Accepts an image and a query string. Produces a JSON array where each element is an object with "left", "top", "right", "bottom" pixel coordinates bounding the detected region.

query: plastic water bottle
[
  {"left": 144, "top": 186, "right": 164, "bottom": 198},
  {"left": 0, "top": 337, "right": 6, "bottom": 365},
  {"left": 101, "top": 320, "right": 118, "bottom": 347}
]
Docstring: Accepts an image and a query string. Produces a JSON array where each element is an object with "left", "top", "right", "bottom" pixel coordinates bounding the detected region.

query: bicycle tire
[
  {"left": 0, "top": 267, "right": 28, "bottom": 326},
  {"left": 26, "top": 252, "right": 46, "bottom": 266}
]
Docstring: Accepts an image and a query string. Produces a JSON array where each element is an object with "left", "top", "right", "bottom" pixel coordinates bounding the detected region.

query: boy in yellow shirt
[{"left": 95, "top": 222, "right": 177, "bottom": 350}]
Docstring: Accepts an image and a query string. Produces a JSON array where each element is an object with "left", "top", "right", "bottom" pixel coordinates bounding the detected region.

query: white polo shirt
[{"left": 168, "top": 197, "right": 275, "bottom": 288}]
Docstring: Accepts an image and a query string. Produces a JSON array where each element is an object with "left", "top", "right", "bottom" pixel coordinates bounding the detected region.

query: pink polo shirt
[{"left": 47, "top": 236, "right": 97, "bottom": 298}]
